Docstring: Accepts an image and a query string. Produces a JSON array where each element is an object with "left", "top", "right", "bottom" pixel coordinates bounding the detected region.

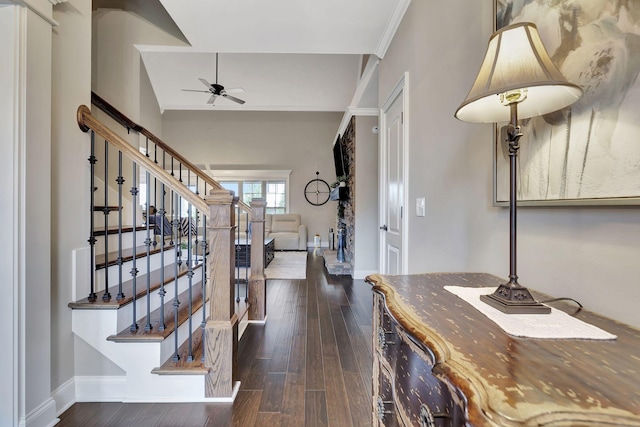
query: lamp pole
[
  {"left": 480, "top": 100, "right": 550, "bottom": 314},
  {"left": 507, "top": 102, "right": 521, "bottom": 287}
]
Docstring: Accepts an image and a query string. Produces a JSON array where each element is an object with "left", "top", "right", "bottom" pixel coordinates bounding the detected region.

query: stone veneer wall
[{"left": 339, "top": 116, "right": 356, "bottom": 266}]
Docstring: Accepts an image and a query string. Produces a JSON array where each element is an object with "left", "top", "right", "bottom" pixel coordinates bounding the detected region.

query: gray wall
[
  {"left": 353, "top": 115, "right": 379, "bottom": 278},
  {"left": 379, "top": 0, "right": 640, "bottom": 328},
  {"left": 162, "top": 110, "right": 341, "bottom": 243}
]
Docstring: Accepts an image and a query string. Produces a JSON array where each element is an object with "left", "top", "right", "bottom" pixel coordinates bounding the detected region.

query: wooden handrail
[
  {"left": 91, "top": 92, "right": 251, "bottom": 213},
  {"left": 77, "top": 105, "right": 209, "bottom": 214}
]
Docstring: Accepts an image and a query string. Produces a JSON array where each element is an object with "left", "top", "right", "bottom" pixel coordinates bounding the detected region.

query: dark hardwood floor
[{"left": 57, "top": 251, "right": 374, "bottom": 426}]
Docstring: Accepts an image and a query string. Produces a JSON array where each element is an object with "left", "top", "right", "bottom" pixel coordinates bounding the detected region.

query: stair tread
[
  {"left": 93, "top": 205, "right": 122, "bottom": 212},
  {"left": 93, "top": 225, "right": 147, "bottom": 236},
  {"left": 107, "top": 279, "right": 205, "bottom": 342},
  {"left": 68, "top": 261, "right": 203, "bottom": 309}
]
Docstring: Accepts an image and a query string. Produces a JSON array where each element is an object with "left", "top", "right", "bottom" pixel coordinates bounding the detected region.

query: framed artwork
[{"left": 493, "top": 0, "right": 640, "bottom": 205}]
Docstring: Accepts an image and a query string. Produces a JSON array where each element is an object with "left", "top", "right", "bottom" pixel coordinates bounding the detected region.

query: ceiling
[{"left": 131, "top": 0, "right": 410, "bottom": 112}]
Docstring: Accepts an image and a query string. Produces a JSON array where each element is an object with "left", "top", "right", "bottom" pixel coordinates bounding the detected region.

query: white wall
[
  {"left": 162, "top": 110, "right": 341, "bottom": 243},
  {"left": 1, "top": 2, "right": 59, "bottom": 426},
  {"left": 379, "top": 1, "right": 640, "bottom": 328},
  {"left": 51, "top": 0, "right": 93, "bottom": 401},
  {"left": 25, "top": 7, "right": 53, "bottom": 422}
]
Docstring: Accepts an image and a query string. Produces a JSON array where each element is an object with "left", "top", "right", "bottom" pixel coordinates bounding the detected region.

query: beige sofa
[{"left": 266, "top": 213, "right": 307, "bottom": 250}]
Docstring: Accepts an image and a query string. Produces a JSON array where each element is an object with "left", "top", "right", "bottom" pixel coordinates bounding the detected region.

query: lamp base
[{"left": 480, "top": 284, "right": 551, "bottom": 314}]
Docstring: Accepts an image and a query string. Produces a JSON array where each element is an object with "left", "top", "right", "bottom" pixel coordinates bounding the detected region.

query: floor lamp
[{"left": 455, "top": 22, "right": 582, "bottom": 314}]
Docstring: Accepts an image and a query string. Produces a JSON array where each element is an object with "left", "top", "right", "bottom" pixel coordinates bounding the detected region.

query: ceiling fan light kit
[{"left": 181, "top": 53, "right": 246, "bottom": 105}]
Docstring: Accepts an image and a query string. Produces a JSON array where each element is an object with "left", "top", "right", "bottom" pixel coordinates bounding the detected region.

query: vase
[{"left": 336, "top": 229, "right": 345, "bottom": 263}]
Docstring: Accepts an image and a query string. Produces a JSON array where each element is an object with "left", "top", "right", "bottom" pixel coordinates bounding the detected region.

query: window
[
  {"left": 266, "top": 181, "right": 286, "bottom": 214},
  {"left": 243, "top": 181, "right": 262, "bottom": 205},
  {"left": 219, "top": 179, "right": 287, "bottom": 213}
]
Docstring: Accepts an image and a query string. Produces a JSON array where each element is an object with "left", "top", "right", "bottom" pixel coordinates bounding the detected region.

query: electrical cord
[{"left": 538, "top": 297, "right": 583, "bottom": 316}]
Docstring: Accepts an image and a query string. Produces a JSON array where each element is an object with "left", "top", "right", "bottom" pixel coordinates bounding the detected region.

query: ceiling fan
[{"left": 182, "top": 53, "right": 246, "bottom": 105}]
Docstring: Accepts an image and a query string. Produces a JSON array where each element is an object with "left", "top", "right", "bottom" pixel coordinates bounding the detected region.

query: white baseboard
[
  {"left": 50, "top": 375, "right": 242, "bottom": 414},
  {"left": 75, "top": 376, "right": 126, "bottom": 402},
  {"left": 122, "top": 381, "right": 241, "bottom": 403},
  {"left": 353, "top": 269, "right": 378, "bottom": 280},
  {"left": 51, "top": 377, "right": 76, "bottom": 418},
  {"left": 20, "top": 397, "right": 58, "bottom": 427},
  {"left": 246, "top": 315, "right": 268, "bottom": 325}
]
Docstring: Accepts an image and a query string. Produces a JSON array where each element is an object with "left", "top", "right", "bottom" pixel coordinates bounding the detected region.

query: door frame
[{"left": 379, "top": 72, "right": 409, "bottom": 274}]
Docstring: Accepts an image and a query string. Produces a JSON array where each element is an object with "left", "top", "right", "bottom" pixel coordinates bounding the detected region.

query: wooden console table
[
  {"left": 366, "top": 272, "right": 640, "bottom": 426},
  {"left": 235, "top": 237, "right": 274, "bottom": 268}
]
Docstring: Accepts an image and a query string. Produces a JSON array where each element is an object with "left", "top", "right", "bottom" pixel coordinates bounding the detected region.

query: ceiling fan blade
[
  {"left": 207, "top": 95, "right": 217, "bottom": 105},
  {"left": 182, "top": 89, "right": 210, "bottom": 93},
  {"left": 222, "top": 94, "right": 245, "bottom": 104},
  {"left": 225, "top": 87, "right": 245, "bottom": 94},
  {"left": 199, "top": 78, "right": 213, "bottom": 88}
]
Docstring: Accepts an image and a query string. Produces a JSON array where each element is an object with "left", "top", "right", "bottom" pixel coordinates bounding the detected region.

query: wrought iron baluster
[
  {"left": 158, "top": 154, "right": 167, "bottom": 331},
  {"left": 116, "top": 151, "right": 125, "bottom": 301},
  {"left": 129, "top": 162, "right": 139, "bottom": 332},
  {"left": 201, "top": 212, "right": 207, "bottom": 362},
  {"left": 244, "top": 210, "right": 249, "bottom": 294},
  {"left": 187, "top": 202, "right": 194, "bottom": 362},
  {"left": 102, "top": 141, "right": 111, "bottom": 301},
  {"left": 172, "top": 191, "right": 181, "bottom": 362},
  {"left": 168, "top": 187, "right": 175, "bottom": 246},
  {"left": 144, "top": 170, "right": 153, "bottom": 332},
  {"left": 235, "top": 203, "right": 241, "bottom": 302},
  {"left": 152, "top": 141, "right": 158, "bottom": 247},
  {"left": 87, "top": 131, "right": 97, "bottom": 302}
]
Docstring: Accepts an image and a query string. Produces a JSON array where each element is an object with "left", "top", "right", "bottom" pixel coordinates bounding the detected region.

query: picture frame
[{"left": 493, "top": 0, "right": 640, "bottom": 206}]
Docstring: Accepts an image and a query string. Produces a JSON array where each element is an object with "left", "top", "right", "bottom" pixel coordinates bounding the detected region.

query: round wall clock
[{"left": 304, "top": 172, "right": 331, "bottom": 206}]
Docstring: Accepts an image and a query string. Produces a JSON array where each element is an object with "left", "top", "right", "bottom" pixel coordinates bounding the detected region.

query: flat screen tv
[{"left": 333, "top": 136, "right": 346, "bottom": 178}]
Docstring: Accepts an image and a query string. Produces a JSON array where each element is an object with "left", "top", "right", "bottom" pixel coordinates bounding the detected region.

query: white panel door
[{"left": 381, "top": 89, "right": 405, "bottom": 275}]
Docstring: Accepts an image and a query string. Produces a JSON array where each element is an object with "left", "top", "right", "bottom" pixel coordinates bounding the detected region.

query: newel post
[
  {"left": 249, "top": 198, "right": 267, "bottom": 321},
  {"left": 204, "top": 189, "right": 238, "bottom": 398}
]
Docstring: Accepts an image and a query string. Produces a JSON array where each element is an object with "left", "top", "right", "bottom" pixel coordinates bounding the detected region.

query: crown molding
[
  {"left": 336, "top": 107, "right": 379, "bottom": 139},
  {"left": 375, "top": 0, "right": 411, "bottom": 59},
  {"left": 6, "top": 0, "right": 59, "bottom": 26}
]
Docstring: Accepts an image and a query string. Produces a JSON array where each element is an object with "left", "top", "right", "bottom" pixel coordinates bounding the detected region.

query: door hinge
[
  {"left": 400, "top": 206, "right": 403, "bottom": 218},
  {"left": 401, "top": 112, "right": 404, "bottom": 124}
]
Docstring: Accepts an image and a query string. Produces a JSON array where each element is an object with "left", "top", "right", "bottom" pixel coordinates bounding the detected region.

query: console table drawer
[
  {"left": 375, "top": 294, "right": 400, "bottom": 368},
  {"left": 393, "top": 330, "right": 465, "bottom": 426},
  {"left": 374, "top": 292, "right": 465, "bottom": 427},
  {"left": 374, "top": 360, "right": 401, "bottom": 426}
]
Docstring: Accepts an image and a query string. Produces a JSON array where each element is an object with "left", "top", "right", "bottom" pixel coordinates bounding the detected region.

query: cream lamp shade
[{"left": 455, "top": 22, "right": 582, "bottom": 123}]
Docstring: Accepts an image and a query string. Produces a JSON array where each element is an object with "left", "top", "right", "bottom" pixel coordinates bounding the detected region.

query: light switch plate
[{"left": 416, "top": 197, "right": 426, "bottom": 217}]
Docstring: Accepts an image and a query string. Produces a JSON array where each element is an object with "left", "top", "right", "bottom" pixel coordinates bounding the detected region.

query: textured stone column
[
  {"left": 204, "top": 189, "right": 238, "bottom": 398},
  {"left": 248, "top": 198, "right": 267, "bottom": 321}
]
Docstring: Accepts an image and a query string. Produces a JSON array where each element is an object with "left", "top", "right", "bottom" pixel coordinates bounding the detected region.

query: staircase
[{"left": 69, "top": 95, "right": 267, "bottom": 402}]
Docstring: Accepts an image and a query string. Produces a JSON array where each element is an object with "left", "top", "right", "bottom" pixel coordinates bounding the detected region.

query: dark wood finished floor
[{"left": 57, "top": 251, "right": 374, "bottom": 426}]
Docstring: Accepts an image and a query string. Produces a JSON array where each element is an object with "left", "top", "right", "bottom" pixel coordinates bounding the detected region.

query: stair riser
[
  {"left": 158, "top": 304, "right": 205, "bottom": 363},
  {"left": 114, "top": 273, "right": 204, "bottom": 333},
  {"left": 72, "top": 309, "right": 209, "bottom": 402}
]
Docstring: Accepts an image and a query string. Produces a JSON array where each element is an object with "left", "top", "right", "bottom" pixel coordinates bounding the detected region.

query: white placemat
[{"left": 444, "top": 286, "right": 617, "bottom": 340}]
